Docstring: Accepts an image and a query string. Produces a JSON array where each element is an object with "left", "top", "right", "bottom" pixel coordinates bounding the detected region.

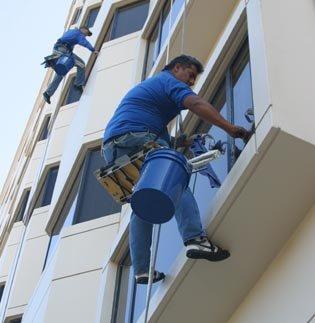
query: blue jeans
[
  {"left": 102, "top": 132, "right": 205, "bottom": 275},
  {"left": 46, "top": 45, "right": 86, "bottom": 97}
]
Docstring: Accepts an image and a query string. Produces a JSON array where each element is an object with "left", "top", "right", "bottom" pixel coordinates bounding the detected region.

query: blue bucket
[
  {"left": 131, "top": 148, "right": 192, "bottom": 224},
  {"left": 54, "top": 54, "right": 75, "bottom": 76}
]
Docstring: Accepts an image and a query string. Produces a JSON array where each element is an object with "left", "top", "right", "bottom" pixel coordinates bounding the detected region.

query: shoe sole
[
  {"left": 186, "top": 249, "right": 230, "bottom": 262},
  {"left": 136, "top": 273, "right": 165, "bottom": 285}
]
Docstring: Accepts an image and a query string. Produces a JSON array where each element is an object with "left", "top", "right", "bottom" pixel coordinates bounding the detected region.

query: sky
[{"left": 0, "top": 0, "right": 71, "bottom": 192}]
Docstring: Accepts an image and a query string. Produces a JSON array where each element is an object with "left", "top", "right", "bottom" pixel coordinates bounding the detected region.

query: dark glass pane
[
  {"left": 38, "top": 116, "right": 51, "bottom": 141},
  {"left": 160, "top": 1, "right": 171, "bottom": 51},
  {"left": 111, "top": 1, "right": 149, "bottom": 40},
  {"left": 0, "top": 284, "right": 5, "bottom": 303},
  {"left": 74, "top": 149, "right": 121, "bottom": 224},
  {"left": 85, "top": 7, "right": 100, "bottom": 28},
  {"left": 41, "top": 167, "right": 59, "bottom": 207},
  {"left": 15, "top": 190, "right": 30, "bottom": 222},
  {"left": 113, "top": 254, "right": 134, "bottom": 322},
  {"left": 231, "top": 44, "right": 253, "bottom": 161},
  {"left": 72, "top": 7, "right": 82, "bottom": 25},
  {"left": 145, "top": 22, "right": 160, "bottom": 77},
  {"left": 9, "top": 318, "right": 22, "bottom": 323},
  {"left": 171, "top": 0, "right": 185, "bottom": 25},
  {"left": 64, "top": 79, "right": 82, "bottom": 106}
]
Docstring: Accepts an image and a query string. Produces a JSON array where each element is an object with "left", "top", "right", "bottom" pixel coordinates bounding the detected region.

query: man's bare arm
[{"left": 183, "top": 95, "right": 250, "bottom": 139}]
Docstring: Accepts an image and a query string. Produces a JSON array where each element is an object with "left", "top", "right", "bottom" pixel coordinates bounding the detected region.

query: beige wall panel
[
  {"left": 53, "top": 105, "right": 77, "bottom": 129},
  {"left": 0, "top": 244, "right": 18, "bottom": 279},
  {"left": 84, "top": 0, "right": 102, "bottom": 8},
  {"left": 44, "top": 269, "right": 101, "bottom": 323},
  {"left": 8, "top": 235, "right": 50, "bottom": 309},
  {"left": 84, "top": 59, "right": 135, "bottom": 135},
  {"left": 97, "top": 33, "right": 139, "bottom": 71},
  {"left": 259, "top": 0, "right": 315, "bottom": 145},
  {"left": 168, "top": 0, "right": 239, "bottom": 65},
  {"left": 31, "top": 141, "right": 46, "bottom": 160},
  {"left": 26, "top": 210, "right": 50, "bottom": 240},
  {"left": 23, "top": 157, "right": 41, "bottom": 187},
  {"left": 95, "top": 262, "right": 117, "bottom": 323},
  {"left": 45, "top": 126, "right": 69, "bottom": 161},
  {"left": 53, "top": 220, "right": 119, "bottom": 279},
  {"left": 6, "top": 224, "right": 24, "bottom": 247},
  {"left": 229, "top": 204, "right": 315, "bottom": 323},
  {"left": 246, "top": 0, "right": 272, "bottom": 126}
]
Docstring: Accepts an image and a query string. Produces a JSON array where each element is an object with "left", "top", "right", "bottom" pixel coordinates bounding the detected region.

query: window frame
[
  {"left": 0, "top": 283, "right": 5, "bottom": 304},
  {"left": 81, "top": 4, "right": 101, "bottom": 29},
  {"left": 60, "top": 75, "right": 83, "bottom": 107},
  {"left": 143, "top": 0, "right": 185, "bottom": 78},
  {"left": 34, "top": 165, "right": 59, "bottom": 209},
  {"left": 71, "top": 6, "right": 83, "bottom": 25},
  {"left": 103, "top": 0, "right": 150, "bottom": 43},
  {"left": 43, "top": 147, "right": 121, "bottom": 270},
  {"left": 14, "top": 188, "right": 31, "bottom": 222},
  {"left": 192, "top": 37, "right": 254, "bottom": 171},
  {"left": 111, "top": 251, "right": 137, "bottom": 323},
  {"left": 37, "top": 115, "right": 51, "bottom": 142}
]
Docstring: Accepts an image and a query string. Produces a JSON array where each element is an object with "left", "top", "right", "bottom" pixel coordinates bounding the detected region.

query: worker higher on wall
[{"left": 41, "top": 26, "right": 98, "bottom": 104}]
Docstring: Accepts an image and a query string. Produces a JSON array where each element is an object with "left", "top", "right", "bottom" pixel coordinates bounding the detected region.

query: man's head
[
  {"left": 80, "top": 26, "right": 93, "bottom": 36},
  {"left": 163, "top": 55, "right": 204, "bottom": 87}
]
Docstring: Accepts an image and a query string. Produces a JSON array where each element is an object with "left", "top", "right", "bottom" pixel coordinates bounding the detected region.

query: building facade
[{"left": 0, "top": 0, "right": 315, "bottom": 322}]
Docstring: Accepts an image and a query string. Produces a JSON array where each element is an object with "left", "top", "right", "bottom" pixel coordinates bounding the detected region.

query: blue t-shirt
[
  {"left": 103, "top": 70, "right": 196, "bottom": 143},
  {"left": 57, "top": 28, "right": 95, "bottom": 52}
]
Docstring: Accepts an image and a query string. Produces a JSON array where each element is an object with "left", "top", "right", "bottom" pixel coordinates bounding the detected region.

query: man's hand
[{"left": 228, "top": 125, "right": 252, "bottom": 142}]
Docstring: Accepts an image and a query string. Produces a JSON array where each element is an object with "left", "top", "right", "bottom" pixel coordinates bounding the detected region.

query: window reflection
[
  {"left": 145, "top": 0, "right": 185, "bottom": 77},
  {"left": 160, "top": 2, "right": 171, "bottom": 51},
  {"left": 192, "top": 82, "right": 228, "bottom": 219},
  {"left": 232, "top": 55, "right": 253, "bottom": 161}
]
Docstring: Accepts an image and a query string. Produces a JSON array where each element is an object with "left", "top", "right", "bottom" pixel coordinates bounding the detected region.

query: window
[
  {"left": 189, "top": 40, "right": 253, "bottom": 219},
  {"left": 111, "top": 253, "right": 147, "bottom": 323},
  {"left": 38, "top": 115, "right": 51, "bottom": 141},
  {"left": 104, "top": 0, "right": 149, "bottom": 42},
  {"left": 61, "top": 78, "right": 82, "bottom": 106},
  {"left": 15, "top": 189, "right": 30, "bottom": 222},
  {"left": 83, "top": 6, "right": 100, "bottom": 28},
  {"left": 145, "top": 39, "right": 254, "bottom": 302},
  {"left": 0, "top": 284, "right": 5, "bottom": 303},
  {"left": 71, "top": 7, "right": 82, "bottom": 25},
  {"left": 43, "top": 148, "right": 121, "bottom": 269},
  {"left": 144, "top": 0, "right": 185, "bottom": 77},
  {"left": 35, "top": 166, "right": 59, "bottom": 208},
  {"left": 7, "top": 317, "right": 22, "bottom": 323}
]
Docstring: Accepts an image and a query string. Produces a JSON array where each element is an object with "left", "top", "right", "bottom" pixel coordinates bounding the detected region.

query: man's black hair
[{"left": 163, "top": 55, "right": 204, "bottom": 74}]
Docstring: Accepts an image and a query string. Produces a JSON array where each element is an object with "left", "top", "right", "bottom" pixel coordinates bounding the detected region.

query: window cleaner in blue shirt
[
  {"left": 43, "top": 27, "right": 98, "bottom": 104},
  {"left": 102, "top": 55, "right": 251, "bottom": 284}
]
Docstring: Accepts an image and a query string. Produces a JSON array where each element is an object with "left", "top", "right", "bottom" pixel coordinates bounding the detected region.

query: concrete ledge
[{"left": 142, "top": 130, "right": 315, "bottom": 323}]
